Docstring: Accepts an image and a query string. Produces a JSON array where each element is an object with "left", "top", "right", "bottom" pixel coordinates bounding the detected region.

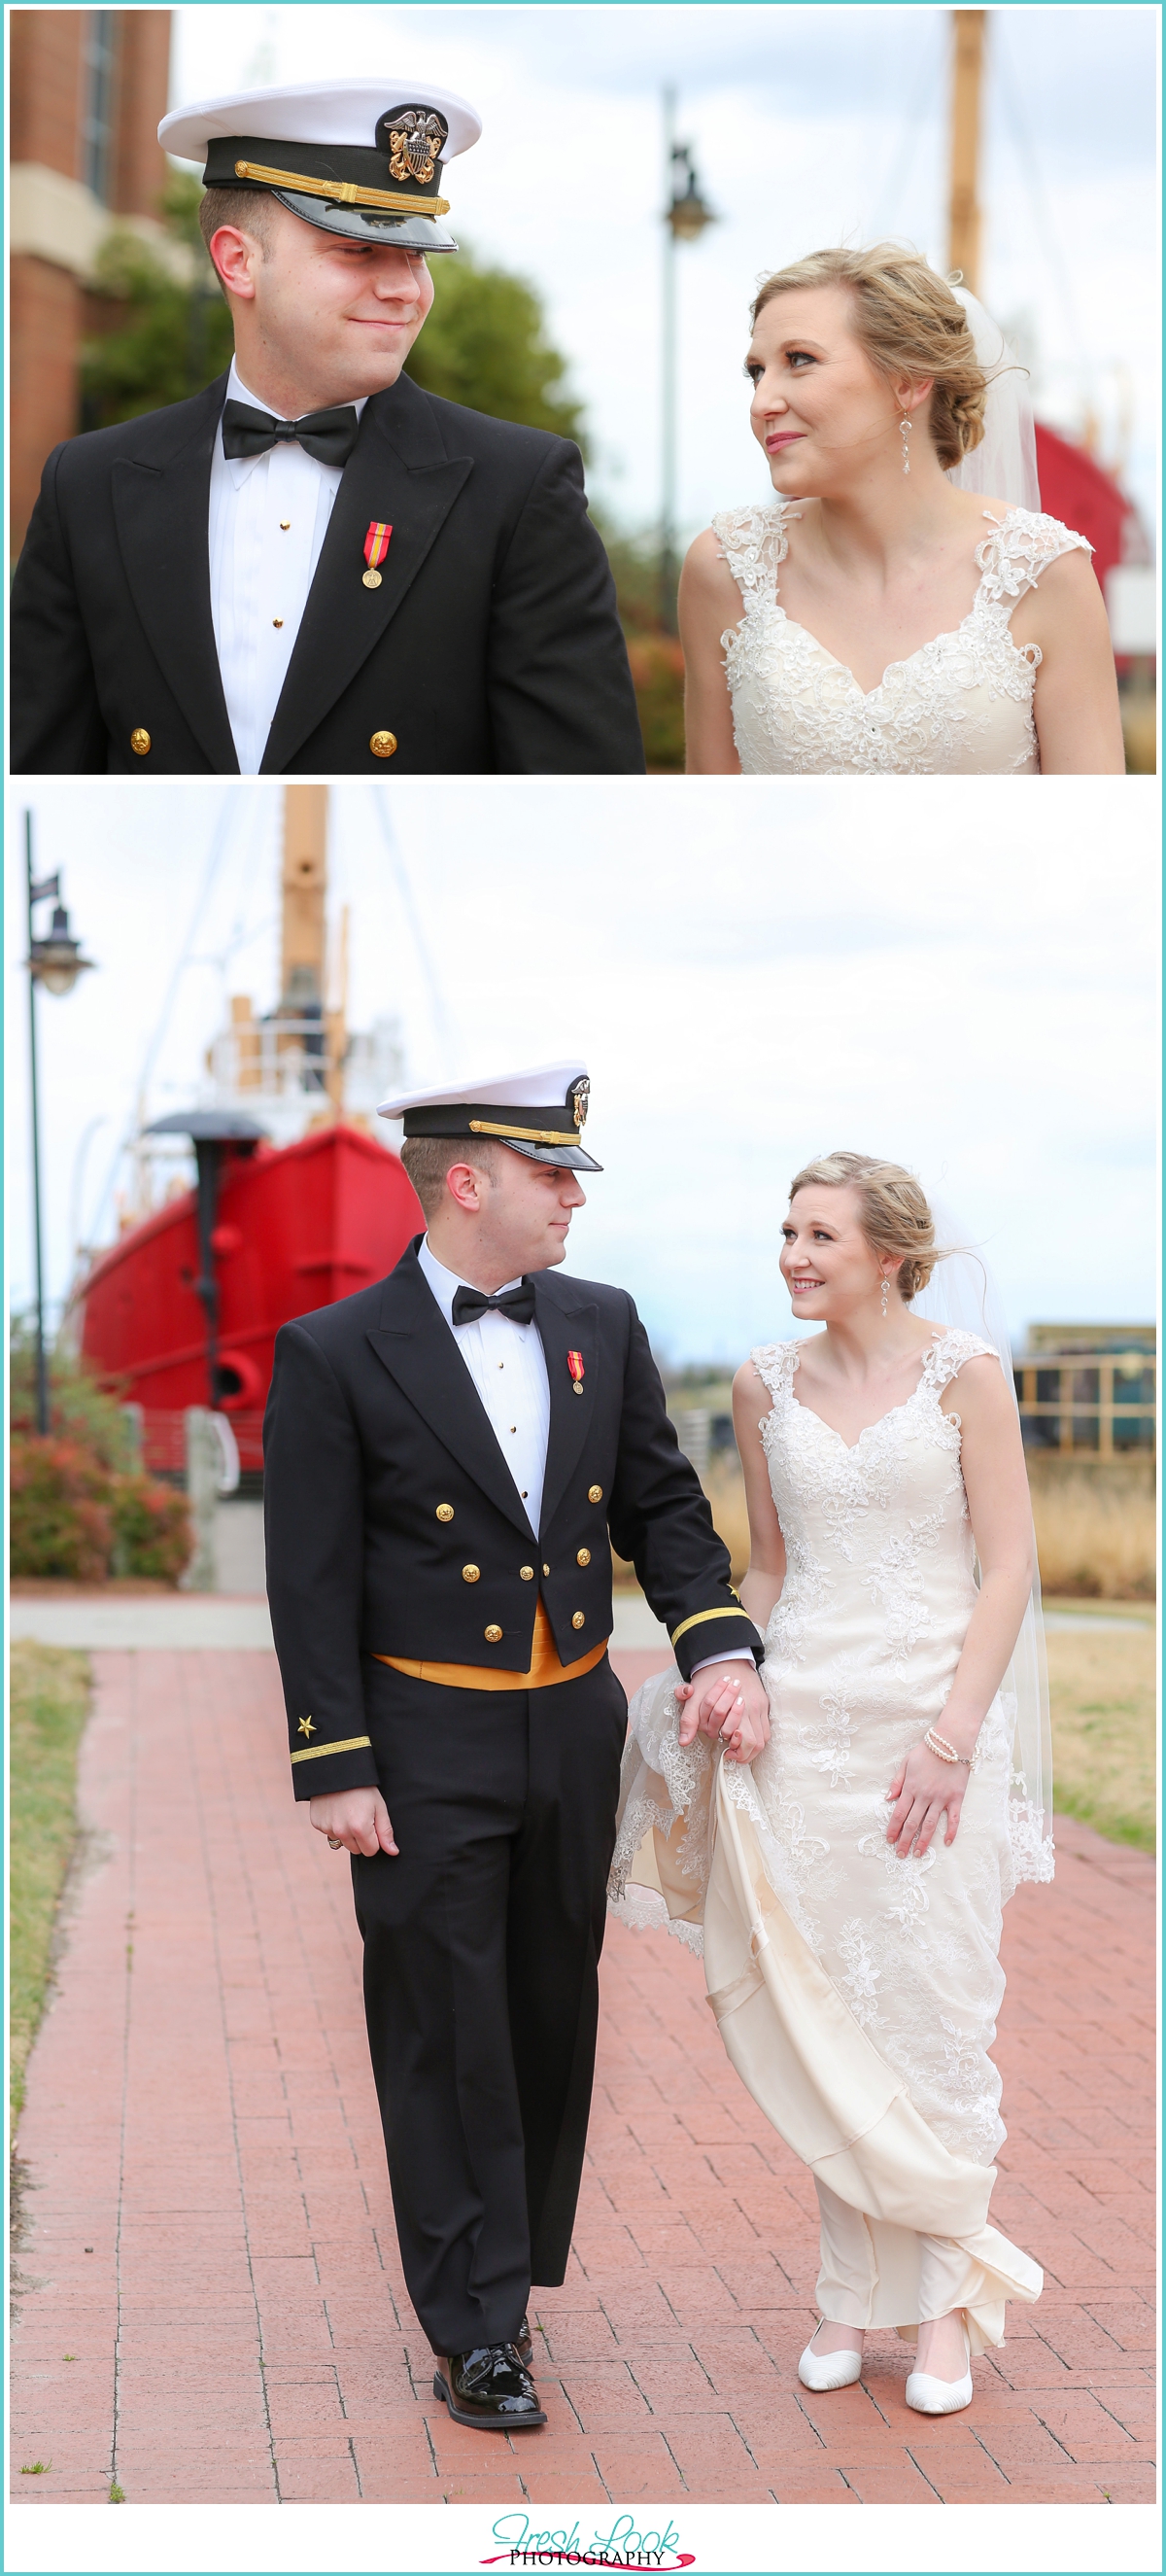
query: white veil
[
  {"left": 913, "top": 1204, "right": 1054, "bottom": 1886},
  {"left": 944, "top": 286, "right": 1042, "bottom": 513}
]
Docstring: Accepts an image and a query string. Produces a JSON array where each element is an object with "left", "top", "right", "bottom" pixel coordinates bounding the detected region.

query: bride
[
  {"left": 609, "top": 1151, "right": 1052, "bottom": 2415},
  {"left": 680, "top": 244, "right": 1125, "bottom": 774}
]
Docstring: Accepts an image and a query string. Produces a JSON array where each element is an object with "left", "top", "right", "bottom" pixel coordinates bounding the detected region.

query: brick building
[{"left": 10, "top": 9, "right": 173, "bottom": 556}]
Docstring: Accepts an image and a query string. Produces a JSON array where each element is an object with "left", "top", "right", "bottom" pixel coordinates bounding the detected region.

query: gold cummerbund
[{"left": 374, "top": 1598, "right": 607, "bottom": 1692}]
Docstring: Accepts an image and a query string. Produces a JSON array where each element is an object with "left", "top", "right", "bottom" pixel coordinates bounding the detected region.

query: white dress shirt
[
  {"left": 417, "top": 1237, "right": 750, "bottom": 1678},
  {"left": 418, "top": 1237, "right": 551, "bottom": 1539},
  {"left": 207, "top": 360, "right": 367, "bottom": 777}
]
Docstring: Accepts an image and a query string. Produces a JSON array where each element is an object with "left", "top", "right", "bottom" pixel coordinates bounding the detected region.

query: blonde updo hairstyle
[
  {"left": 789, "top": 1150, "right": 938, "bottom": 1302},
  {"left": 751, "top": 244, "right": 988, "bottom": 470}
]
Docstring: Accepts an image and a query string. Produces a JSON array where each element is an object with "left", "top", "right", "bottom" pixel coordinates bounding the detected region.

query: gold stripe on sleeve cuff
[
  {"left": 290, "top": 1733, "right": 373, "bottom": 1765},
  {"left": 669, "top": 1607, "right": 755, "bottom": 1648}
]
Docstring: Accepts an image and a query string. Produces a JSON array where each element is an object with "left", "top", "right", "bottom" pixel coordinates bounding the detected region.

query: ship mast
[
  {"left": 277, "top": 784, "right": 347, "bottom": 1114},
  {"left": 279, "top": 783, "right": 328, "bottom": 1019},
  {"left": 947, "top": 9, "right": 986, "bottom": 291}
]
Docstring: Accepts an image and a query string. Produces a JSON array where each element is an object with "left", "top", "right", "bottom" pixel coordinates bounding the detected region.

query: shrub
[
  {"left": 10, "top": 1439, "right": 114, "bottom": 1583},
  {"left": 10, "top": 1314, "right": 137, "bottom": 1467},
  {"left": 110, "top": 1477, "right": 191, "bottom": 1585},
  {"left": 11, "top": 1436, "right": 192, "bottom": 1587},
  {"left": 625, "top": 635, "right": 686, "bottom": 773}
]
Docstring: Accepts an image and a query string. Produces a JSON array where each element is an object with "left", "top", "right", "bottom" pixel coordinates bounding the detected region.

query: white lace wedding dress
[
  {"left": 609, "top": 1329, "right": 1047, "bottom": 2352},
  {"left": 711, "top": 501, "right": 1092, "bottom": 773}
]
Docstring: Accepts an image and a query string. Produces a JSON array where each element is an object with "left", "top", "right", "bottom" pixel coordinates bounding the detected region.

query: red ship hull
[{"left": 75, "top": 1123, "right": 423, "bottom": 1471}]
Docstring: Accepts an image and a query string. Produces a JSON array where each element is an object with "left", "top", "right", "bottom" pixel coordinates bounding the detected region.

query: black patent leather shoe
[
  {"left": 516, "top": 2313, "right": 533, "bottom": 2371},
  {"left": 433, "top": 2343, "right": 546, "bottom": 2431}
]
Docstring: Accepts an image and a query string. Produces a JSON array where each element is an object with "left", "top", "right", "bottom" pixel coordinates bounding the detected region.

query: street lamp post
[
  {"left": 660, "top": 88, "right": 717, "bottom": 633},
  {"left": 25, "top": 814, "right": 94, "bottom": 1434}
]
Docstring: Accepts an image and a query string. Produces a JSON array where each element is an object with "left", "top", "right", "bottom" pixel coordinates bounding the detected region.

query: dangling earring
[
  {"left": 880, "top": 1276, "right": 890, "bottom": 1318},
  {"left": 900, "top": 413, "right": 912, "bottom": 475}
]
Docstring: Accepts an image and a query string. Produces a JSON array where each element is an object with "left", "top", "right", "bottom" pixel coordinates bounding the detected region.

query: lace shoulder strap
[
  {"left": 749, "top": 1340, "right": 801, "bottom": 1401},
  {"left": 974, "top": 507, "right": 1093, "bottom": 609},
  {"left": 711, "top": 500, "right": 798, "bottom": 601},
  {"left": 920, "top": 1329, "right": 1000, "bottom": 1397}
]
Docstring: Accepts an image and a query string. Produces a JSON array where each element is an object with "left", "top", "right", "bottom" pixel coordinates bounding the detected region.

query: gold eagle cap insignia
[
  {"left": 387, "top": 109, "right": 448, "bottom": 186},
  {"left": 570, "top": 1077, "right": 591, "bottom": 1131}
]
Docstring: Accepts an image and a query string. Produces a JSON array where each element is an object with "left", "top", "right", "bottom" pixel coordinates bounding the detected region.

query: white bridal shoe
[
  {"left": 906, "top": 2322, "right": 974, "bottom": 2416},
  {"left": 798, "top": 2332, "right": 864, "bottom": 2391}
]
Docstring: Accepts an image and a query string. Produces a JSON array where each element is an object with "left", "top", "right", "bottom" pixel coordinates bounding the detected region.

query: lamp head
[{"left": 30, "top": 903, "right": 94, "bottom": 997}]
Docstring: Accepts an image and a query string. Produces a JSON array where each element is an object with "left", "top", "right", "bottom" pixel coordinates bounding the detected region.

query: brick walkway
[{"left": 11, "top": 1648, "right": 1155, "bottom": 2507}]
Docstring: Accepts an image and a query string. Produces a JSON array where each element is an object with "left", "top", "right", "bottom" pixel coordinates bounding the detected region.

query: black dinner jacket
[
  {"left": 263, "top": 1240, "right": 763, "bottom": 1799},
  {"left": 10, "top": 369, "right": 645, "bottom": 776}
]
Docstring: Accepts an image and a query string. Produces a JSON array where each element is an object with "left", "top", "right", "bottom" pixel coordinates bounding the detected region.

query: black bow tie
[
  {"left": 221, "top": 397, "right": 360, "bottom": 469},
  {"left": 452, "top": 1282, "right": 536, "bottom": 1329}
]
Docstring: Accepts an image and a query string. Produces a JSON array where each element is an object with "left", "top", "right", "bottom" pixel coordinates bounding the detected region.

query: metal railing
[
  {"left": 1014, "top": 1360, "right": 1156, "bottom": 1457},
  {"left": 207, "top": 1013, "right": 335, "bottom": 1100}
]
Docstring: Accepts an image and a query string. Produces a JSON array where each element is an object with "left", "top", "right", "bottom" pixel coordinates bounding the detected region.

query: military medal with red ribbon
[
  {"left": 567, "top": 1350, "right": 585, "bottom": 1397},
  {"left": 362, "top": 522, "right": 393, "bottom": 589}
]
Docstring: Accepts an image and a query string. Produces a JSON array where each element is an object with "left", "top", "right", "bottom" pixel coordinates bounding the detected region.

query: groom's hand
[
  {"left": 309, "top": 1788, "right": 398, "bottom": 1858},
  {"left": 675, "top": 1662, "right": 771, "bottom": 1763}
]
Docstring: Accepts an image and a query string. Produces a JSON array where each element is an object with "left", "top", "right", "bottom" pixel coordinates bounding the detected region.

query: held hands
[
  {"left": 309, "top": 1788, "right": 398, "bottom": 1858},
  {"left": 885, "top": 1742, "right": 967, "bottom": 1858},
  {"left": 675, "top": 1663, "right": 771, "bottom": 1764}
]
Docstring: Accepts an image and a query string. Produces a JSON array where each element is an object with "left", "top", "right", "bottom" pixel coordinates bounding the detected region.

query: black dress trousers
[{"left": 352, "top": 1651, "right": 629, "bottom": 2357}]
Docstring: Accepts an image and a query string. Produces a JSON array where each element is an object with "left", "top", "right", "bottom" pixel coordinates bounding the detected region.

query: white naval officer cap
[
  {"left": 378, "top": 1062, "right": 602, "bottom": 1172},
  {"left": 159, "top": 77, "right": 482, "bottom": 254}
]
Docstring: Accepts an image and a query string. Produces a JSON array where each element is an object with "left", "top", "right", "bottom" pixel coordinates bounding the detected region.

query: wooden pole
[
  {"left": 948, "top": 9, "right": 986, "bottom": 291},
  {"left": 280, "top": 783, "right": 328, "bottom": 1007},
  {"left": 324, "top": 904, "right": 349, "bottom": 1114}
]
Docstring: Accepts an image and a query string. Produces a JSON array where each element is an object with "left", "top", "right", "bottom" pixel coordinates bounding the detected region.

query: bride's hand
[
  {"left": 675, "top": 1666, "right": 771, "bottom": 1764},
  {"left": 885, "top": 1743, "right": 966, "bottom": 1856}
]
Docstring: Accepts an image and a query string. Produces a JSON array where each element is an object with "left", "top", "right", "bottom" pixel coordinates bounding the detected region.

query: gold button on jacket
[
  {"left": 484, "top": 1624, "right": 503, "bottom": 1643},
  {"left": 571, "top": 1611, "right": 586, "bottom": 1629},
  {"left": 588, "top": 1484, "right": 603, "bottom": 1503},
  {"left": 436, "top": 1504, "right": 454, "bottom": 1521},
  {"left": 520, "top": 1565, "right": 534, "bottom": 1580},
  {"left": 542, "top": 1562, "right": 551, "bottom": 1577},
  {"left": 129, "top": 727, "right": 151, "bottom": 755},
  {"left": 576, "top": 1549, "right": 591, "bottom": 1566},
  {"left": 462, "top": 1564, "right": 480, "bottom": 1583},
  {"left": 370, "top": 730, "right": 397, "bottom": 758}
]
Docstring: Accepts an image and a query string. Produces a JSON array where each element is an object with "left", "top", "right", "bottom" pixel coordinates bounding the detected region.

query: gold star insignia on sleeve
[{"left": 297, "top": 1715, "right": 317, "bottom": 1739}]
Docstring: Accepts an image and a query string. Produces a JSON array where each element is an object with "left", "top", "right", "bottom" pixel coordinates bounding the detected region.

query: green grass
[
  {"left": 10, "top": 1642, "right": 92, "bottom": 2118},
  {"left": 1047, "top": 1623, "right": 1156, "bottom": 1853}
]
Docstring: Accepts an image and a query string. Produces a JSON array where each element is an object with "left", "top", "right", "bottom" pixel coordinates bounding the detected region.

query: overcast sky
[
  {"left": 166, "top": 4, "right": 1159, "bottom": 541},
  {"left": 7, "top": 778, "right": 1157, "bottom": 1365}
]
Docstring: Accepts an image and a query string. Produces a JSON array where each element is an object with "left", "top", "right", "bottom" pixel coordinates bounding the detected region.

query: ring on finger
[{"left": 326, "top": 1834, "right": 344, "bottom": 1850}]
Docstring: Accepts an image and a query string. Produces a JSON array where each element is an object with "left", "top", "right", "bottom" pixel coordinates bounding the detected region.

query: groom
[
  {"left": 263, "top": 1061, "right": 768, "bottom": 2429},
  {"left": 11, "top": 76, "right": 643, "bottom": 776}
]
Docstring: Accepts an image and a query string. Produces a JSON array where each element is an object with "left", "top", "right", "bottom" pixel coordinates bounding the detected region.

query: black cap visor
[
  {"left": 271, "top": 190, "right": 457, "bottom": 248},
  {"left": 498, "top": 1137, "right": 602, "bottom": 1173}
]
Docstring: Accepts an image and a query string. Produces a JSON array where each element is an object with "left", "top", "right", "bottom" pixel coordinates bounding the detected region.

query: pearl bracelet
[{"left": 924, "top": 1726, "right": 969, "bottom": 1766}]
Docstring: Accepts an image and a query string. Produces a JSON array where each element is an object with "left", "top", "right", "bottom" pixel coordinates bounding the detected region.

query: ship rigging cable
[{"left": 85, "top": 791, "right": 241, "bottom": 1268}]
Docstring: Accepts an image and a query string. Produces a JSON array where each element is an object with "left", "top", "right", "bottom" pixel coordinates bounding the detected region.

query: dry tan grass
[
  {"left": 624, "top": 1453, "right": 1156, "bottom": 1603},
  {"left": 1029, "top": 1466, "right": 1155, "bottom": 1600}
]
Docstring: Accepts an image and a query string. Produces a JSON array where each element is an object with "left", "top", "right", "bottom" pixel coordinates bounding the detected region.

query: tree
[
  {"left": 405, "top": 246, "right": 586, "bottom": 449},
  {"left": 597, "top": 523, "right": 686, "bottom": 774},
  {"left": 81, "top": 172, "right": 234, "bottom": 428}
]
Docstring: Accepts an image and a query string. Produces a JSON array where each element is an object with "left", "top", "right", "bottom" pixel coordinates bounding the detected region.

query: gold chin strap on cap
[
  {"left": 233, "top": 159, "right": 450, "bottom": 216},
  {"left": 467, "top": 1120, "right": 581, "bottom": 1146}
]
